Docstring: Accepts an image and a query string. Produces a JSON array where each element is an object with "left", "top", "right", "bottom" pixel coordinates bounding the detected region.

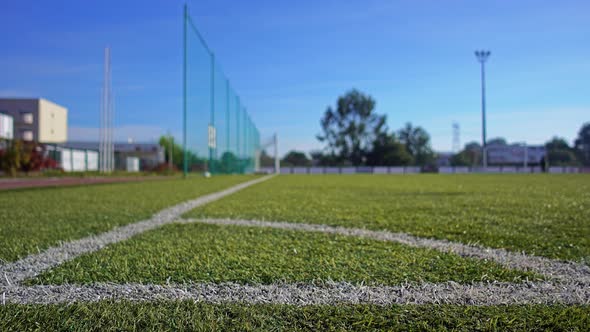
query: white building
[{"left": 0, "top": 113, "right": 13, "bottom": 139}]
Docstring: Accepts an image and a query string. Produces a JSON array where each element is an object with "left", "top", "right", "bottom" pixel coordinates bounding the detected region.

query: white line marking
[{"left": 2, "top": 281, "right": 589, "bottom": 305}]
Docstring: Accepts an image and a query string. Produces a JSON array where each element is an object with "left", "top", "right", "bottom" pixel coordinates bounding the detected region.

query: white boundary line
[
  {"left": 2, "top": 281, "right": 589, "bottom": 305},
  {"left": 0, "top": 175, "right": 274, "bottom": 287}
]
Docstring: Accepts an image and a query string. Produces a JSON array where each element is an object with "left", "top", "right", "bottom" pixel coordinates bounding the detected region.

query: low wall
[{"left": 260, "top": 166, "right": 586, "bottom": 174}]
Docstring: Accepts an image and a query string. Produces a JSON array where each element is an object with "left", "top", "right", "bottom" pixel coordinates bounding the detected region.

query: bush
[
  {"left": 151, "top": 162, "right": 179, "bottom": 175},
  {"left": 0, "top": 140, "right": 61, "bottom": 176}
]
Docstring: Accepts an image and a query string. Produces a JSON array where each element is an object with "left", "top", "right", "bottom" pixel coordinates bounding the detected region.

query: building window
[
  {"left": 22, "top": 130, "right": 33, "bottom": 141},
  {"left": 22, "top": 112, "right": 33, "bottom": 124}
]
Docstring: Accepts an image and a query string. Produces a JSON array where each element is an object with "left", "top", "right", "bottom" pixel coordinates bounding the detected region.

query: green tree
[
  {"left": 158, "top": 135, "right": 183, "bottom": 170},
  {"left": 0, "top": 140, "right": 22, "bottom": 176},
  {"left": 574, "top": 122, "right": 590, "bottom": 165},
  {"left": 259, "top": 150, "right": 275, "bottom": 167},
  {"left": 218, "top": 151, "right": 238, "bottom": 173},
  {"left": 397, "top": 123, "right": 435, "bottom": 166},
  {"left": 487, "top": 137, "right": 508, "bottom": 146},
  {"left": 366, "top": 132, "right": 413, "bottom": 166},
  {"left": 158, "top": 135, "right": 206, "bottom": 171},
  {"left": 317, "top": 89, "right": 386, "bottom": 166},
  {"left": 547, "top": 150, "right": 579, "bottom": 166},
  {"left": 451, "top": 142, "right": 481, "bottom": 166},
  {"left": 545, "top": 137, "right": 579, "bottom": 166},
  {"left": 281, "top": 150, "right": 311, "bottom": 167},
  {"left": 545, "top": 137, "right": 570, "bottom": 150},
  {"left": 310, "top": 150, "right": 342, "bottom": 166}
]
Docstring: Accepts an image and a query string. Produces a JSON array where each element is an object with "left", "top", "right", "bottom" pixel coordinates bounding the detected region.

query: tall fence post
[
  {"left": 209, "top": 53, "right": 215, "bottom": 174},
  {"left": 182, "top": 4, "right": 188, "bottom": 177}
]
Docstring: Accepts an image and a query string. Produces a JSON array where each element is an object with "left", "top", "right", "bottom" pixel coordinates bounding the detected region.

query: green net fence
[{"left": 183, "top": 5, "right": 260, "bottom": 175}]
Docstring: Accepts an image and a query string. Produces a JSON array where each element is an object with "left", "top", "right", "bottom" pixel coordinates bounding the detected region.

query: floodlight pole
[
  {"left": 274, "top": 133, "right": 279, "bottom": 174},
  {"left": 182, "top": 4, "right": 188, "bottom": 177},
  {"left": 475, "top": 50, "right": 491, "bottom": 168}
]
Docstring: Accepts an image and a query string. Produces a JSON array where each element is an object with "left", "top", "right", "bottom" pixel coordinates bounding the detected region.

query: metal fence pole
[
  {"left": 209, "top": 53, "right": 215, "bottom": 174},
  {"left": 182, "top": 4, "right": 188, "bottom": 177}
]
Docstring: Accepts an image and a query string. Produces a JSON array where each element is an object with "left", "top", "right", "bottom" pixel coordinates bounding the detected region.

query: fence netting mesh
[{"left": 184, "top": 6, "right": 260, "bottom": 174}]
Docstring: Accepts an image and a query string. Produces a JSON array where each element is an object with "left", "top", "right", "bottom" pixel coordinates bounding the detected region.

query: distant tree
[
  {"left": 547, "top": 150, "right": 580, "bottom": 166},
  {"left": 310, "top": 150, "right": 343, "bottom": 166},
  {"left": 574, "top": 122, "right": 590, "bottom": 165},
  {"left": 397, "top": 123, "right": 435, "bottom": 166},
  {"left": 545, "top": 137, "right": 570, "bottom": 151},
  {"left": 317, "top": 89, "right": 387, "bottom": 166},
  {"left": 487, "top": 137, "right": 508, "bottom": 146},
  {"left": 259, "top": 150, "right": 275, "bottom": 167},
  {"left": 366, "top": 132, "right": 413, "bottom": 166},
  {"left": 281, "top": 150, "right": 311, "bottom": 167},
  {"left": 543, "top": 136, "right": 577, "bottom": 166},
  {"left": 218, "top": 151, "right": 238, "bottom": 173},
  {"left": 451, "top": 142, "right": 481, "bottom": 166},
  {"left": 0, "top": 140, "right": 23, "bottom": 176},
  {"left": 158, "top": 135, "right": 204, "bottom": 171},
  {"left": 159, "top": 135, "right": 183, "bottom": 169}
]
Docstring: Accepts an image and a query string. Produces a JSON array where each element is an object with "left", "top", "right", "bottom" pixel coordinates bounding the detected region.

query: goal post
[{"left": 256, "top": 133, "right": 280, "bottom": 174}]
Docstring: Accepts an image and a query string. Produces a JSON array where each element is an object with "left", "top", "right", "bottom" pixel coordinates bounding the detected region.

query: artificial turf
[
  {"left": 185, "top": 174, "right": 590, "bottom": 263},
  {"left": 4, "top": 173, "right": 588, "bottom": 331},
  {"left": 1, "top": 302, "right": 588, "bottom": 331},
  {"left": 30, "top": 222, "right": 538, "bottom": 285},
  {"left": 0, "top": 175, "right": 256, "bottom": 262}
]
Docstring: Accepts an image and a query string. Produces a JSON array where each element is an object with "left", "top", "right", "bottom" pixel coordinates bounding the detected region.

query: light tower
[
  {"left": 475, "top": 50, "right": 490, "bottom": 168},
  {"left": 452, "top": 122, "right": 461, "bottom": 153},
  {"left": 100, "top": 46, "right": 114, "bottom": 173}
]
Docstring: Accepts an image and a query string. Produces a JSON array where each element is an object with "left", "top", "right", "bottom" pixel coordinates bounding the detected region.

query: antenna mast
[{"left": 100, "top": 46, "right": 114, "bottom": 172}]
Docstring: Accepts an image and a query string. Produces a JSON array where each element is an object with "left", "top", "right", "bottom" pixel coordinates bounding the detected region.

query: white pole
[
  {"left": 105, "top": 46, "right": 114, "bottom": 172},
  {"left": 523, "top": 142, "right": 528, "bottom": 170},
  {"left": 99, "top": 67, "right": 103, "bottom": 172},
  {"left": 100, "top": 47, "right": 108, "bottom": 172},
  {"left": 109, "top": 64, "right": 113, "bottom": 172},
  {"left": 274, "top": 133, "right": 279, "bottom": 174}
]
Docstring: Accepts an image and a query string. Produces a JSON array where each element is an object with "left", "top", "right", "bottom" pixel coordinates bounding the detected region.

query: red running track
[{"left": 0, "top": 176, "right": 171, "bottom": 191}]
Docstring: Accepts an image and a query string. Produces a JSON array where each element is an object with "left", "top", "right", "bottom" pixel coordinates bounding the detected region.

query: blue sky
[{"left": 1, "top": 0, "right": 588, "bottom": 155}]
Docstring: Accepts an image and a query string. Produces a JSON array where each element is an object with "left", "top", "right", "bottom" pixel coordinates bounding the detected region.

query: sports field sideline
[{"left": 0, "top": 174, "right": 589, "bottom": 330}]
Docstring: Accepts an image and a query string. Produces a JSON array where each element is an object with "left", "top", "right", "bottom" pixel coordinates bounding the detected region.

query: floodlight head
[{"left": 474, "top": 49, "right": 491, "bottom": 63}]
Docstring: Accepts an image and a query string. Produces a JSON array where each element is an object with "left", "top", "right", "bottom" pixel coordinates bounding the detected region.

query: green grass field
[
  {"left": 30, "top": 222, "right": 538, "bottom": 285},
  {"left": 187, "top": 174, "right": 590, "bottom": 263},
  {"left": 2, "top": 302, "right": 589, "bottom": 331},
  {"left": 0, "top": 175, "right": 255, "bottom": 262},
  {"left": 2, "top": 174, "right": 589, "bottom": 330}
]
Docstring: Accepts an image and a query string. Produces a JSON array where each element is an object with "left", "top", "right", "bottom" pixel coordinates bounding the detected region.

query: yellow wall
[{"left": 38, "top": 99, "right": 67, "bottom": 143}]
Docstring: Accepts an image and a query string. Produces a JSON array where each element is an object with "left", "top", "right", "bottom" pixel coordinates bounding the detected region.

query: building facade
[{"left": 0, "top": 98, "right": 67, "bottom": 143}]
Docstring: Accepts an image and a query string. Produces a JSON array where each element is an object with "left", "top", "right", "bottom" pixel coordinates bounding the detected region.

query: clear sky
[{"left": 1, "top": 0, "right": 588, "bottom": 155}]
